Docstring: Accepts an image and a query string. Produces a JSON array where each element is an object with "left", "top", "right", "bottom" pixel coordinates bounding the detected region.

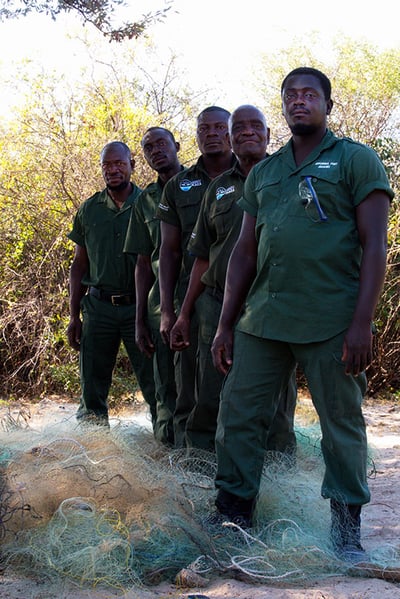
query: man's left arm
[{"left": 342, "top": 191, "right": 391, "bottom": 375}]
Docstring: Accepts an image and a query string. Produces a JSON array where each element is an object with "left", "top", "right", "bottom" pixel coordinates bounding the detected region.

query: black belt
[
  {"left": 89, "top": 287, "right": 135, "bottom": 306},
  {"left": 205, "top": 285, "right": 224, "bottom": 303}
]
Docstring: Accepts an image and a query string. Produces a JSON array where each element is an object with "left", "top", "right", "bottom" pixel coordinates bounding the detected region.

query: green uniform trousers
[
  {"left": 150, "top": 323, "right": 176, "bottom": 445},
  {"left": 173, "top": 315, "right": 198, "bottom": 448},
  {"left": 77, "top": 295, "right": 156, "bottom": 423},
  {"left": 215, "top": 329, "right": 370, "bottom": 505},
  {"left": 186, "top": 289, "right": 297, "bottom": 452}
]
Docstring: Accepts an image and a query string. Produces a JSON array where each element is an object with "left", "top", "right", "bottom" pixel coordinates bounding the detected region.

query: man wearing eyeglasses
[
  {"left": 67, "top": 141, "right": 156, "bottom": 427},
  {"left": 210, "top": 68, "right": 393, "bottom": 562}
]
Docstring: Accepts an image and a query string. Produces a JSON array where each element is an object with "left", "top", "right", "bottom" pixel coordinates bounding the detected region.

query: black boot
[
  {"left": 208, "top": 489, "right": 256, "bottom": 529},
  {"left": 330, "top": 500, "right": 367, "bottom": 563}
]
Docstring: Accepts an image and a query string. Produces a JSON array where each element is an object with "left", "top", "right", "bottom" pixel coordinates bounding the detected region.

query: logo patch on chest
[
  {"left": 216, "top": 185, "right": 235, "bottom": 200},
  {"left": 180, "top": 179, "right": 202, "bottom": 192}
]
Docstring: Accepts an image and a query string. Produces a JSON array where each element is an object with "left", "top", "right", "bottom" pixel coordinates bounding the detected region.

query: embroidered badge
[
  {"left": 216, "top": 185, "right": 235, "bottom": 200},
  {"left": 180, "top": 179, "right": 202, "bottom": 192}
]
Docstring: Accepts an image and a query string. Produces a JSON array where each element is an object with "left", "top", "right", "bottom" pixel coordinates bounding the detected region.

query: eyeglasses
[{"left": 298, "top": 177, "right": 328, "bottom": 222}]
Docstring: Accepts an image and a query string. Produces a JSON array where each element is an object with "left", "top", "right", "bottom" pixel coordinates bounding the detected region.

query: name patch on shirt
[
  {"left": 180, "top": 179, "right": 202, "bottom": 192},
  {"left": 216, "top": 185, "right": 235, "bottom": 200},
  {"left": 315, "top": 161, "right": 338, "bottom": 169}
]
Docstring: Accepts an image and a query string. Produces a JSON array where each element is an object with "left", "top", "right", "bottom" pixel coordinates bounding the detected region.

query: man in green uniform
[
  {"left": 67, "top": 141, "right": 156, "bottom": 426},
  {"left": 211, "top": 68, "right": 393, "bottom": 562},
  {"left": 124, "top": 127, "right": 183, "bottom": 445},
  {"left": 156, "top": 106, "right": 235, "bottom": 447},
  {"left": 170, "top": 105, "right": 297, "bottom": 453}
]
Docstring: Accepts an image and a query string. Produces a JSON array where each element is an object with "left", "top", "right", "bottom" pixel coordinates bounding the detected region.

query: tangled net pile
[{"left": 0, "top": 404, "right": 399, "bottom": 593}]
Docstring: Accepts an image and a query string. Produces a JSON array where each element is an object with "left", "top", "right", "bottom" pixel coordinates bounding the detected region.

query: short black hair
[
  {"left": 281, "top": 67, "right": 332, "bottom": 101},
  {"left": 141, "top": 127, "right": 177, "bottom": 146},
  {"left": 197, "top": 106, "right": 231, "bottom": 121},
  {"left": 100, "top": 141, "right": 131, "bottom": 161}
]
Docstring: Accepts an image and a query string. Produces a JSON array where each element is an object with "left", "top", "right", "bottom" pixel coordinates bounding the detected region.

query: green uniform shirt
[
  {"left": 124, "top": 179, "right": 163, "bottom": 318},
  {"left": 68, "top": 185, "right": 141, "bottom": 292},
  {"left": 237, "top": 130, "right": 394, "bottom": 343},
  {"left": 188, "top": 162, "right": 248, "bottom": 293},
  {"left": 156, "top": 155, "right": 236, "bottom": 301}
]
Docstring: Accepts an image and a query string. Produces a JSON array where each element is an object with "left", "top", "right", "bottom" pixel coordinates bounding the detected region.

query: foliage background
[{"left": 0, "top": 29, "right": 399, "bottom": 403}]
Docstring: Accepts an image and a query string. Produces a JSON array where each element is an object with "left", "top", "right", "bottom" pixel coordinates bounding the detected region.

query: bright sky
[
  {"left": 0, "top": 0, "right": 398, "bottom": 114},
  {"left": 148, "top": 0, "right": 399, "bottom": 103}
]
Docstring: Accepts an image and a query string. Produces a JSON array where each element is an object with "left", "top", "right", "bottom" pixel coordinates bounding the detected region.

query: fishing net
[{"left": 0, "top": 404, "right": 399, "bottom": 592}]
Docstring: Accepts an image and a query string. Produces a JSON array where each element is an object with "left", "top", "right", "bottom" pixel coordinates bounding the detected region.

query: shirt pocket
[
  {"left": 209, "top": 195, "right": 239, "bottom": 239},
  {"left": 253, "top": 174, "right": 283, "bottom": 235},
  {"left": 178, "top": 194, "right": 203, "bottom": 234},
  {"left": 83, "top": 215, "right": 115, "bottom": 244},
  {"left": 299, "top": 168, "right": 349, "bottom": 221}
]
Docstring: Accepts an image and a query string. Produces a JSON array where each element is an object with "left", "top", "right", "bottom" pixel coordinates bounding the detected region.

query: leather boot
[
  {"left": 330, "top": 499, "right": 367, "bottom": 563},
  {"left": 212, "top": 489, "right": 256, "bottom": 528}
]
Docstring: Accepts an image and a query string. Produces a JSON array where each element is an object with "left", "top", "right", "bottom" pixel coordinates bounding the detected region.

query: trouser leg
[
  {"left": 185, "top": 290, "right": 224, "bottom": 451},
  {"left": 151, "top": 325, "right": 176, "bottom": 445},
  {"left": 215, "top": 331, "right": 295, "bottom": 500},
  {"left": 121, "top": 307, "right": 157, "bottom": 427},
  {"left": 78, "top": 295, "right": 120, "bottom": 420},
  {"left": 293, "top": 333, "right": 370, "bottom": 505},
  {"left": 265, "top": 370, "right": 297, "bottom": 454},
  {"left": 188, "top": 291, "right": 298, "bottom": 453},
  {"left": 173, "top": 317, "right": 198, "bottom": 448}
]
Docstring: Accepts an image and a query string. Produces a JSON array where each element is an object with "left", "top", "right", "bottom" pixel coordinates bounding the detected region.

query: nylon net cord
[{"left": 0, "top": 408, "right": 399, "bottom": 591}]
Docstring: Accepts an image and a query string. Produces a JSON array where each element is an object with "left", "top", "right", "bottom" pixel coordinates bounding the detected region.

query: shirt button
[
  {"left": 273, "top": 226, "right": 279, "bottom": 232},
  {"left": 271, "top": 292, "right": 276, "bottom": 298}
]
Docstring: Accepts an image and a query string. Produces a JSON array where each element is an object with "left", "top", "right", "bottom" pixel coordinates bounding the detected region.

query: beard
[
  {"left": 106, "top": 180, "right": 130, "bottom": 192},
  {"left": 289, "top": 122, "right": 319, "bottom": 136}
]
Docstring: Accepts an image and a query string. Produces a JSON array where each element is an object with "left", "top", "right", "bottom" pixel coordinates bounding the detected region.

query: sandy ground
[{"left": 0, "top": 395, "right": 399, "bottom": 599}]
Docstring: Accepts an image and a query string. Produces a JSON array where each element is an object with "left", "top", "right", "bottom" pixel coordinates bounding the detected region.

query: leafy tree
[
  {"left": 367, "top": 138, "right": 400, "bottom": 395},
  {"left": 0, "top": 47, "right": 201, "bottom": 399},
  {"left": 0, "top": 0, "right": 172, "bottom": 42},
  {"left": 0, "top": 35, "right": 398, "bottom": 400},
  {"left": 254, "top": 35, "right": 400, "bottom": 151}
]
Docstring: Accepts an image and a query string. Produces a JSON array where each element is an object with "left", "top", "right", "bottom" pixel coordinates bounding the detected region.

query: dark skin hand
[
  {"left": 158, "top": 221, "right": 182, "bottom": 345},
  {"left": 211, "top": 213, "right": 257, "bottom": 375},
  {"left": 135, "top": 254, "right": 155, "bottom": 358},
  {"left": 169, "top": 256, "right": 208, "bottom": 351},
  {"left": 135, "top": 319, "right": 155, "bottom": 358},
  {"left": 67, "top": 244, "right": 88, "bottom": 350}
]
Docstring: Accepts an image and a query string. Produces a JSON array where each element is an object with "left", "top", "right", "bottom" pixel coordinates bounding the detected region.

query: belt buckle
[{"left": 111, "top": 294, "right": 123, "bottom": 306}]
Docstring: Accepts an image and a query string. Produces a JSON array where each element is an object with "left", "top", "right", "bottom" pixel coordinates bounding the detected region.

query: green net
[{"left": 0, "top": 407, "right": 399, "bottom": 591}]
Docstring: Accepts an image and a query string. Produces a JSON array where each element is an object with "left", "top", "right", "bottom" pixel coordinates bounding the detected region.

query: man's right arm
[
  {"left": 158, "top": 221, "right": 182, "bottom": 345},
  {"left": 67, "top": 244, "right": 89, "bottom": 350},
  {"left": 211, "top": 212, "right": 257, "bottom": 374},
  {"left": 170, "top": 256, "right": 209, "bottom": 351},
  {"left": 135, "top": 254, "right": 156, "bottom": 357}
]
